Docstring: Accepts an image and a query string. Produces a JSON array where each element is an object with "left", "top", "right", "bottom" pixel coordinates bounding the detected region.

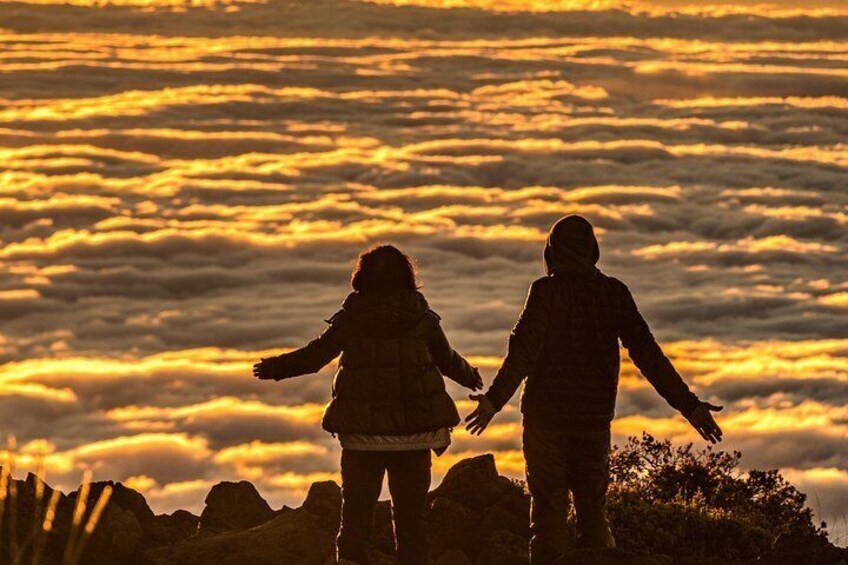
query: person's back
[
  {"left": 323, "top": 288, "right": 468, "bottom": 436},
  {"left": 466, "top": 215, "right": 723, "bottom": 564},
  {"left": 518, "top": 272, "right": 625, "bottom": 429},
  {"left": 490, "top": 271, "right": 702, "bottom": 431},
  {"left": 253, "top": 245, "right": 481, "bottom": 565},
  {"left": 483, "top": 218, "right": 702, "bottom": 430}
]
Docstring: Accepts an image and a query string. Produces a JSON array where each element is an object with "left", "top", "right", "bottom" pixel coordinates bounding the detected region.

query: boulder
[
  {"left": 433, "top": 548, "right": 474, "bottom": 565},
  {"left": 427, "top": 496, "right": 476, "bottom": 559},
  {"left": 81, "top": 503, "right": 145, "bottom": 565},
  {"left": 302, "top": 480, "right": 341, "bottom": 532},
  {"left": 476, "top": 528, "right": 527, "bottom": 565},
  {"left": 65, "top": 481, "right": 152, "bottom": 565},
  {"left": 148, "top": 510, "right": 200, "bottom": 547},
  {"left": 7, "top": 453, "right": 848, "bottom": 565},
  {"left": 198, "top": 481, "right": 274, "bottom": 534},
  {"left": 430, "top": 454, "right": 522, "bottom": 511},
  {"left": 144, "top": 507, "right": 335, "bottom": 565}
]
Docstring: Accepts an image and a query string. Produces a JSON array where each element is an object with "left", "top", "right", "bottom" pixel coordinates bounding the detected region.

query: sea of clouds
[{"left": 0, "top": 0, "right": 846, "bottom": 543}]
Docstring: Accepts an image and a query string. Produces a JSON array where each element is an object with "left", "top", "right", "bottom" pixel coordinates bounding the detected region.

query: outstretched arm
[
  {"left": 467, "top": 279, "right": 551, "bottom": 435},
  {"left": 618, "top": 283, "right": 723, "bottom": 443},
  {"left": 427, "top": 318, "right": 483, "bottom": 391},
  {"left": 253, "top": 315, "right": 345, "bottom": 381}
]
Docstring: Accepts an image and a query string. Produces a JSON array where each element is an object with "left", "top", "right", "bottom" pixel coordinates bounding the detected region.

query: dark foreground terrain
[{"left": 3, "top": 437, "right": 848, "bottom": 564}]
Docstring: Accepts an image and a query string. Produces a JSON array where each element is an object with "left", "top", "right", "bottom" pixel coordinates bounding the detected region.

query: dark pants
[
  {"left": 337, "top": 449, "right": 431, "bottom": 565},
  {"left": 523, "top": 424, "right": 615, "bottom": 564}
]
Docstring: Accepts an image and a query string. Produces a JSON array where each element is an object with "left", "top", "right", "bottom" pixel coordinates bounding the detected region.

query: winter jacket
[
  {"left": 261, "top": 290, "right": 478, "bottom": 435},
  {"left": 485, "top": 215, "right": 700, "bottom": 430}
]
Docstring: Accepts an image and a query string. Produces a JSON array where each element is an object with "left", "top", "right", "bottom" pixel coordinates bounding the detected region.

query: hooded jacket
[
  {"left": 485, "top": 216, "right": 700, "bottom": 430},
  {"left": 261, "top": 290, "right": 478, "bottom": 435}
]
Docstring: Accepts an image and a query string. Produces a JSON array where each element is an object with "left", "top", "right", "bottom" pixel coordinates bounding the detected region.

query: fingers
[
  {"left": 698, "top": 422, "right": 721, "bottom": 444},
  {"left": 471, "top": 368, "right": 483, "bottom": 391},
  {"left": 252, "top": 362, "right": 267, "bottom": 380},
  {"left": 467, "top": 424, "right": 487, "bottom": 436},
  {"left": 707, "top": 419, "right": 723, "bottom": 442},
  {"left": 698, "top": 404, "right": 724, "bottom": 441},
  {"left": 466, "top": 414, "right": 491, "bottom": 435},
  {"left": 695, "top": 423, "right": 717, "bottom": 444},
  {"left": 689, "top": 412, "right": 723, "bottom": 444},
  {"left": 464, "top": 393, "right": 493, "bottom": 434}
]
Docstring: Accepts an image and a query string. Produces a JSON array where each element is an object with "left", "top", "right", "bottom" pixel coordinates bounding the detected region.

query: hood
[
  {"left": 543, "top": 215, "right": 600, "bottom": 275},
  {"left": 341, "top": 290, "right": 430, "bottom": 337}
]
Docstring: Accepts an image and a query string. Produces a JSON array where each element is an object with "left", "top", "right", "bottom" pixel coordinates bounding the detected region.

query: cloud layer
[{"left": 0, "top": 0, "right": 845, "bottom": 544}]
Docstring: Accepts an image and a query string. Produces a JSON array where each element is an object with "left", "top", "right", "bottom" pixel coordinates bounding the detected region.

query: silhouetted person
[
  {"left": 465, "top": 215, "right": 723, "bottom": 564},
  {"left": 253, "top": 245, "right": 481, "bottom": 565}
]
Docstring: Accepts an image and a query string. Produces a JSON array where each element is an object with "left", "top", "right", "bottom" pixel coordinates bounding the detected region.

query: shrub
[{"left": 606, "top": 433, "right": 828, "bottom": 563}]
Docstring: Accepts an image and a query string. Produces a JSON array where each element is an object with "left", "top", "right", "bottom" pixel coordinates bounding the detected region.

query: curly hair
[{"left": 350, "top": 245, "right": 419, "bottom": 293}]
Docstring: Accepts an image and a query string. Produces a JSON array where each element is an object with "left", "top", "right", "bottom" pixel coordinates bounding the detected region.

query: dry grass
[{"left": 0, "top": 437, "right": 112, "bottom": 565}]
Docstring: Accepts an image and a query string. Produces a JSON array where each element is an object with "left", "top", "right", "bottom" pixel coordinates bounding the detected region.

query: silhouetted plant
[
  {"left": 606, "top": 433, "right": 826, "bottom": 562},
  {"left": 0, "top": 437, "right": 112, "bottom": 565}
]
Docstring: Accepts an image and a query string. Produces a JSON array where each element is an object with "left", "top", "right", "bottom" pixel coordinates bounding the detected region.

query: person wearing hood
[
  {"left": 465, "top": 215, "right": 723, "bottom": 563},
  {"left": 253, "top": 245, "right": 482, "bottom": 565}
]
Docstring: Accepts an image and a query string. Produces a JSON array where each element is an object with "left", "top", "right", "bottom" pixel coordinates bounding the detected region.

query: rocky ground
[{"left": 3, "top": 454, "right": 847, "bottom": 564}]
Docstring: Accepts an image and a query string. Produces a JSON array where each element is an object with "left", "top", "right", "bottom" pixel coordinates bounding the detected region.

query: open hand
[
  {"left": 470, "top": 368, "right": 484, "bottom": 391},
  {"left": 465, "top": 394, "right": 497, "bottom": 435},
  {"left": 686, "top": 402, "right": 723, "bottom": 443},
  {"left": 252, "top": 359, "right": 275, "bottom": 380}
]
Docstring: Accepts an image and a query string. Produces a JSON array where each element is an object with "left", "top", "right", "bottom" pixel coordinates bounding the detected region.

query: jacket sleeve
[
  {"left": 617, "top": 283, "right": 700, "bottom": 417},
  {"left": 485, "top": 279, "right": 552, "bottom": 411},
  {"left": 260, "top": 312, "right": 346, "bottom": 381},
  {"left": 427, "top": 313, "right": 479, "bottom": 389}
]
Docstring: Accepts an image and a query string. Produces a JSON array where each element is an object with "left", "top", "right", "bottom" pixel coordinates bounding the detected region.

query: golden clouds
[
  {"left": 106, "top": 397, "right": 326, "bottom": 429},
  {"left": 818, "top": 292, "right": 848, "bottom": 308},
  {"left": 8, "top": 0, "right": 263, "bottom": 6},
  {"left": 360, "top": 0, "right": 848, "bottom": 17},
  {"left": 72, "top": 432, "right": 211, "bottom": 462},
  {"left": 656, "top": 96, "right": 848, "bottom": 110},
  {"left": 0, "top": 0, "right": 844, "bottom": 532},
  {"left": 633, "top": 236, "right": 839, "bottom": 259},
  {"left": 4, "top": 0, "right": 847, "bottom": 18},
  {"left": 0, "top": 337, "right": 846, "bottom": 520}
]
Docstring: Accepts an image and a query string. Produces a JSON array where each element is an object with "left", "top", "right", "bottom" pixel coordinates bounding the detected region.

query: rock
[
  {"left": 433, "top": 548, "right": 474, "bottom": 565},
  {"left": 7, "top": 454, "right": 848, "bottom": 565},
  {"left": 302, "top": 480, "right": 341, "bottom": 532},
  {"left": 476, "top": 504, "right": 529, "bottom": 543},
  {"left": 148, "top": 510, "right": 200, "bottom": 547},
  {"left": 1, "top": 473, "right": 68, "bottom": 564},
  {"left": 428, "top": 496, "right": 476, "bottom": 559},
  {"left": 61, "top": 481, "right": 151, "bottom": 565},
  {"left": 106, "top": 482, "right": 156, "bottom": 524},
  {"left": 144, "top": 507, "right": 335, "bottom": 565},
  {"left": 198, "top": 481, "right": 274, "bottom": 534},
  {"left": 477, "top": 528, "right": 527, "bottom": 565},
  {"left": 427, "top": 454, "right": 530, "bottom": 562},
  {"left": 81, "top": 503, "right": 145, "bottom": 565},
  {"left": 430, "top": 454, "right": 522, "bottom": 510}
]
